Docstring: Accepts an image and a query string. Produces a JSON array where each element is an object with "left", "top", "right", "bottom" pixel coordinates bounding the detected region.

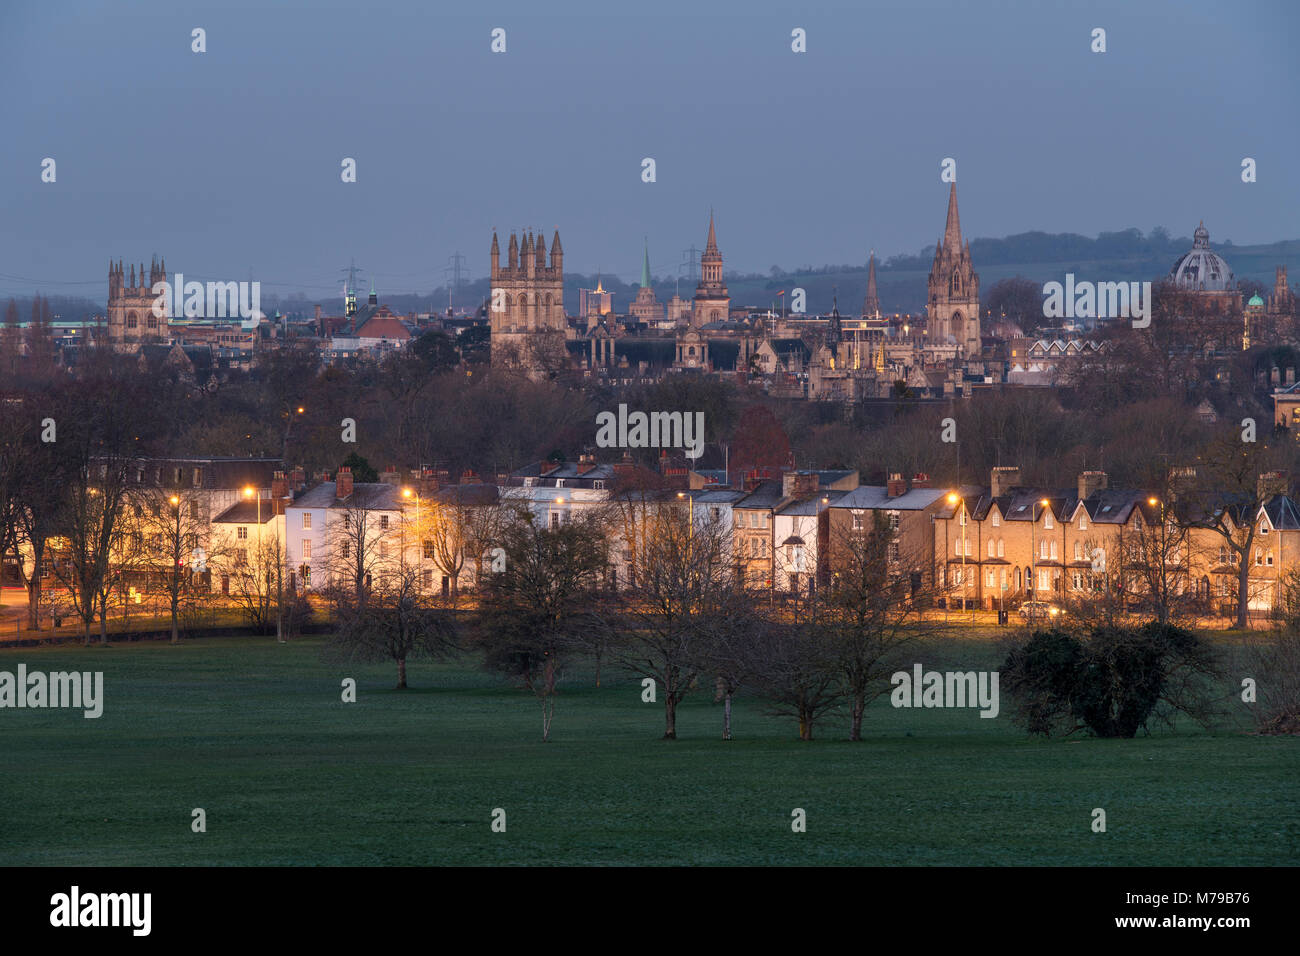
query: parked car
[{"left": 1018, "top": 601, "right": 1065, "bottom": 622}]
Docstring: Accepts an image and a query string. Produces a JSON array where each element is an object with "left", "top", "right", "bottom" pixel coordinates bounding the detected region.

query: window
[
  {"left": 889, "top": 512, "right": 900, "bottom": 532},
  {"left": 959, "top": 510, "right": 967, "bottom": 526},
  {"left": 1044, "top": 512, "right": 1054, "bottom": 530},
  {"left": 343, "top": 513, "right": 350, "bottom": 530},
  {"left": 1040, "top": 540, "right": 1049, "bottom": 560},
  {"left": 997, "top": 540, "right": 1004, "bottom": 558},
  {"left": 550, "top": 512, "right": 562, "bottom": 530},
  {"left": 593, "top": 480, "right": 605, "bottom": 490},
  {"left": 1255, "top": 550, "right": 1262, "bottom": 566},
  {"left": 1260, "top": 523, "right": 1270, "bottom": 535},
  {"left": 380, "top": 515, "right": 390, "bottom": 529},
  {"left": 193, "top": 468, "right": 202, "bottom": 487},
  {"left": 1079, "top": 515, "right": 1088, "bottom": 531},
  {"left": 1074, "top": 541, "right": 1082, "bottom": 561},
  {"left": 1039, "top": 569, "right": 1050, "bottom": 591},
  {"left": 987, "top": 570, "right": 995, "bottom": 587},
  {"left": 889, "top": 542, "right": 900, "bottom": 562},
  {"left": 1049, "top": 541, "right": 1058, "bottom": 560},
  {"left": 237, "top": 548, "right": 248, "bottom": 566},
  {"left": 852, "top": 513, "right": 864, "bottom": 531},
  {"left": 379, "top": 542, "right": 387, "bottom": 558},
  {"left": 955, "top": 538, "right": 962, "bottom": 557},
  {"left": 302, "top": 540, "right": 311, "bottom": 560},
  {"left": 1267, "top": 551, "right": 1275, "bottom": 566},
  {"left": 237, "top": 527, "right": 248, "bottom": 540},
  {"left": 988, "top": 539, "right": 996, "bottom": 558},
  {"left": 423, "top": 540, "right": 433, "bottom": 559},
  {"left": 750, "top": 539, "right": 761, "bottom": 558},
  {"left": 964, "top": 539, "right": 972, "bottom": 557},
  {"left": 710, "top": 507, "right": 720, "bottom": 522},
  {"left": 1073, "top": 572, "right": 1083, "bottom": 590},
  {"left": 423, "top": 569, "right": 433, "bottom": 588},
  {"left": 342, "top": 542, "right": 350, "bottom": 559},
  {"left": 190, "top": 501, "right": 200, "bottom": 519},
  {"left": 302, "top": 513, "right": 312, "bottom": 530}
]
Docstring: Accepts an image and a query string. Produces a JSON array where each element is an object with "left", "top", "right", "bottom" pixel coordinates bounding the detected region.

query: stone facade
[
  {"left": 490, "top": 229, "right": 567, "bottom": 377},
  {"left": 926, "top": 185, "right": 980, "bottom": 356}
]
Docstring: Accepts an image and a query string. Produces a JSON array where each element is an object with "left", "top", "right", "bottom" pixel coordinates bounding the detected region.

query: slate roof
[
  {"left": 212, "top": 500, "right": 277, "bottom": 524},
  {"left": 291, "top": 481, "right": 405, "bottom": 511},
  {"left": 833, "top": 486, "right": 945, "bottom": 511}
]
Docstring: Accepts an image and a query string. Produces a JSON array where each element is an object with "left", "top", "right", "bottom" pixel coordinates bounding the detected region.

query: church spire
[
  {"left": 705, "top": 210, "right": 719, "bottom": 256},
  {"left": 863, "top": 249, "right": 881, "bottom": 318},
  {"left": 943, "top": 182, "right": 962, "bottom": 251},
  {"left": 641, "top": 238, "right": 651, "bottom": 289}
]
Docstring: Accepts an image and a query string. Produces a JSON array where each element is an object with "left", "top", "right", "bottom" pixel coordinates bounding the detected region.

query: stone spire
[
  {"left": 641, "top": 239, "right": 651, "bottom": 289},
  {"left": 863, "top": 249, "right": 881, "bottom": 318},
  {"left": 704, "top": 210, "right": 720, "bottom": 257},
  {"left": 943, "top": 182, "right": 962, "bottom": 250}
]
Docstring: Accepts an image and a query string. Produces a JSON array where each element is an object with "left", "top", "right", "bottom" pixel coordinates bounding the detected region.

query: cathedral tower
[
  {"left": 490, "top": 228, "right": 567, "bottom": 377},
  {"left": 107, "top": 256, "right": 167, "bottom": 343},
  {"left": 926, "top": 185, "right": 980, "bottom": 355}
]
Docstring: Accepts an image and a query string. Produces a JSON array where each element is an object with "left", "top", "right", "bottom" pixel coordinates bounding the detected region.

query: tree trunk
[
  {"left": 850, "top": 692, "right": 865, "bottom": 741},
  {"left": 723, "top": 692, "right": 732, "bottom": 740},
  {"left": 799, "top": 702, "right": 813, "bottom": 741},
  {"left": 26, "top": 569, "right": 41, "bottom": 629},
  {"left": 396, "top": 655, "right": 407, "bottom": 689},
  {"left": 170, "top": 590, "right": 179, "bottom": 644},
  {"left": 1238, "top": 558, "right": 1251, "bottom": 630},
  {"left": 663, "top": 694, "right": 677, "bottom": 740}
]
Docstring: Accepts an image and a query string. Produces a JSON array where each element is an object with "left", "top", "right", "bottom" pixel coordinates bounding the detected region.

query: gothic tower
[
  {"left": 691, "top": 212, "right": 730, "bottom": 327},
  {"left": 490, "top": 228, "right": 567, "bottom": 377},
  {"left": 926, "top": 185, "right": 980, "bottom": 355},
  {"left": 107, "top": 256, "right": 167, "bottom": 343}
]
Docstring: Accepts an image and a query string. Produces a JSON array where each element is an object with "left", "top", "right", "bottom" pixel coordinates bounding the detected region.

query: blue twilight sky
[{"left": 1, "top": 0, "right": 1296, "bottom": 305}]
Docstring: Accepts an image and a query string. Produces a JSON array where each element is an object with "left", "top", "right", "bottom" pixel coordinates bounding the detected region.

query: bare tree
[
  {"left": 612, "top": 498, "right": 735, "bottom": 740},
  {"left": 127, "top": 482, "right": 214, "bottom": 644},
  {"left": 476, "top": 507, "right": 608, "bottom": 741},
  {"left": 325, "top": 566, "right": 458, "bottom": 689},
  {"left": 825, "top": 513, "right": 940, "bottom": 740}
]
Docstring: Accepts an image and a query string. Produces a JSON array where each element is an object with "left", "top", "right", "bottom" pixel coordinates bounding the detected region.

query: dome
[
  {"left": 1248, "top": 294, "right": 1265, "bottom": 307},
  {"left": 1168, "top": 220, "right": 1235, "bottom": 292}
]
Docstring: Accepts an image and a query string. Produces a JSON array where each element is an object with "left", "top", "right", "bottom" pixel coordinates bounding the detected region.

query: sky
[{"left": 2, "top": 0, "right": 1296, "bottom": 305}]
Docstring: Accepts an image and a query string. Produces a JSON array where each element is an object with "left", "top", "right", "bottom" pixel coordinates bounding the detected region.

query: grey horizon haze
[{"left": 2, "top": 0, "right": 1296, "bottom": 304}]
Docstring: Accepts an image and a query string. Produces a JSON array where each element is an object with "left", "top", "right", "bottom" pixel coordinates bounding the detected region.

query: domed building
[
  {"left": 1168, "top": 221, "right": 1241, "bottom": 315},
  {"left": 1170, "top": 221, "right": 1234, "bottom": 292}
]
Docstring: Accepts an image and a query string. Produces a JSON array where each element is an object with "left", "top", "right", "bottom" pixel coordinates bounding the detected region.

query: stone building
[
  {"left": 691, "top": 213, "right": 730, "bottom": 327},
  {"left": 489, "top": 228, "right": 567, "bottom": 377},
  {"left": 107, "top": 258, "right": 167, "bottom": 342},
  {"left": 925, "top": 185, "right": 981, "bottom": 357},
  {"left": 629, "top": 241, "right": 663, "bottom": 323}
]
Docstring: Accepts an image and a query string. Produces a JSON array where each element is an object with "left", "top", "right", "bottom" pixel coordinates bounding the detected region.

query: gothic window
[
  {"left": 147, "top": 316, "right": 158, "bottom": 329},
  {"left": 127, "top": 312, "right": 138, "bottom": 330}
]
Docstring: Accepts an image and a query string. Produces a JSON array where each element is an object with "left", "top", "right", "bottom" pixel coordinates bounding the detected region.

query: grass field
[{"left": 1, "top": 635, "right": 1296, "bottom": 866}]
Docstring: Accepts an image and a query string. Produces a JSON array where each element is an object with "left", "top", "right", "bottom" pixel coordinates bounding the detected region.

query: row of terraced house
[{"left": 9, "top": 455, "right": 1296, "bottom": 620}]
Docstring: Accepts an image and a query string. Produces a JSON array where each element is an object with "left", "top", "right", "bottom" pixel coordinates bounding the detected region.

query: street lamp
[
  {"left": 1030, "top": 497, "right": 1049, "bottom": 603},
  {"left": 947, "top": 492, "right": 967, "bottom": 614}
]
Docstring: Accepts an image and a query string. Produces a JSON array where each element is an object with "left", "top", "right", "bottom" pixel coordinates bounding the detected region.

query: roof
[
  {"left": 212, "top": 500, "right": 277, "bottom": 524},
  {"left": 832, "top": 486, "right": 945, "bottom": 511},
  {"left": 734, "top": 479, "right": 785, "bottom": 510},
  {"left": 432, "top": 483, "right": 499, "bottom": 507},
  {"left": 356, "top": 314, "right": 412, "bottom": 340},
  {"left": 290, "top": 481, "right": 405, "bottom": 511},
  {"left": 779, "top": 489, "right": 850, "bottom": 516}
]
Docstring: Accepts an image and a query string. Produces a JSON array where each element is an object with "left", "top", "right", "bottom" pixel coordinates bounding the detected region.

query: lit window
[
  {"left": 302, "top": 513, "right": 312, "bottom": 530},
  {"left": 302, "top": 540, "right": 311, "bottom": 560},
  {"left": 380, "top": 515, "right": 390, "bottom": 529},
  {"left": 237, "top": 527, "right": 248, "bottom": 540}
]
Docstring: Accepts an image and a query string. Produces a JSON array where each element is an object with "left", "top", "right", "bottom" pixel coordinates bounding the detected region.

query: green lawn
[{"left": 0, "top": 635, "right": 1295, "bottom": 866}]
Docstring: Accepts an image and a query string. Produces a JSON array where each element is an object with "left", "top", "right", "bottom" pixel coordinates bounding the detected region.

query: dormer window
[
  {"left": 991, "top": 512, "right": 1000, "bottom": 527},
  {"left": 1079, "top": 515, "right": 1088, "bottom": 531},
  {"left": 1043, "top": 512, "right": 1054, "bottom": 530}
]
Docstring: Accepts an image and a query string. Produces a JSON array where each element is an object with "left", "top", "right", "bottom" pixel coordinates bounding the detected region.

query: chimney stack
[
  {"left": 1258, "top": 471, "right": 1287, "bottom": 501},
  {"left": 289, "top": 466, "right": 305, "bottom": 491},
  {"left": 336, "top": 466, "right": 354, "bottom": 499},
  {"left": 780, "top": 470, "right": 821, "bottom": 502},
  {"left": 990, "top": 466, "right": 1022, "bottom": 498},
  {"left": 886, "top": 472, "right": 906, "bottom": 498},
  {"left": 912, "top": 472, "right": 931, "bottom": 489},
  {"left": 1077, "top": 470, "right": 1109, "bottom": 500},
  {"left": 271, "top": 470, "right": 288, "bottom": 500}
]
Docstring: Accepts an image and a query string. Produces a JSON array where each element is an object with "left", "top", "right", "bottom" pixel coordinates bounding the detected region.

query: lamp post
[
  {"left": 947, "top": 493, "right": 966, "bottom": 615},
  {"left": 168, "top": 495, "right": 181, "bottom": 645},
  {"left": 1030, "top": 497, "right": 1049, "bottom": 605},
  {"left": 402, "top": 486, "right": 420, "bottom": 589},
  {"left": 1148, "top": 496, "right": 1167, "bottom": 622}
]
